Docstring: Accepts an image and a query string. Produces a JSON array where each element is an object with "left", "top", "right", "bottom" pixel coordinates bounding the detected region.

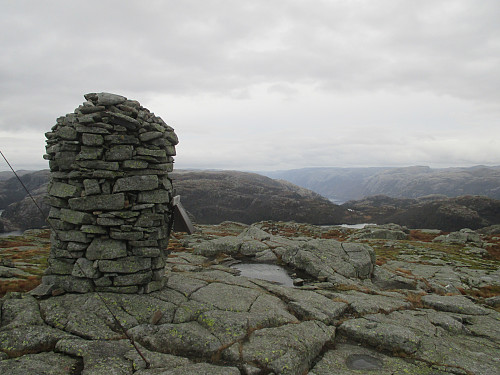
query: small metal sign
[{"left": 172, "top": 195, "right": 195, "bottom": 234}]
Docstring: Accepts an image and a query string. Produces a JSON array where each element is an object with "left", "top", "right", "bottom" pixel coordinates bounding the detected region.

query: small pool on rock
[
  {"left": 231, "top": 263, "right": 295, "bottom": 287},
  {"left": 345, "top": 354, "right": 383, "bottom": 370}
]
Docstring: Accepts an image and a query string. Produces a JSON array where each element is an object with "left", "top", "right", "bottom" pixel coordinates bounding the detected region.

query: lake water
[
  {"left": 340, "top": 223, "right": 375, "bottom": 229},
  {"left": 231, "top": 263, "right": 295, "bottom": 287},
  {"left": 0, "top": 230, "right": 23, "bottom": 237}
]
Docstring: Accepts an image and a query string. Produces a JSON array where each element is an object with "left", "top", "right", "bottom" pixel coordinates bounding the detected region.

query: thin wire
[
  {"left": 0, "top": 150, "right": 47, "bottom": 221},
  {"left": 0, "top": 149, "right": 151, "bottom": 369}
]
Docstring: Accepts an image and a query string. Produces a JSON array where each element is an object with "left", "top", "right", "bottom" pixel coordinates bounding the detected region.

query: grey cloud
[{"left": 0, "top": 0, "right": 499, "bottom": 170}]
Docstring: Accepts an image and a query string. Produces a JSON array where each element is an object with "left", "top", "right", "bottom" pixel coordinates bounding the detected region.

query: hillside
[
  {"left": 1, "top": 168, "right": 499, "bottom": 232},
  {"left": 170, "top": 170, "right": 351, "bottom": 225},
  {"left": 0, "top": 169, "right": 354, "bottom": 231},
  {"left": 344, "top": 194, "right": 500, "bottom": 231},
  {"left": 263, "top": 165, "right": 500, "bottom": 202}
]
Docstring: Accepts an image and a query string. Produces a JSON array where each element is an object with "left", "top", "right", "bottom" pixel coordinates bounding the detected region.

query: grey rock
[
  {"left": 56, "top": 338, "right": 133, "bottom": 375},
  {"left": 106, "top": 145, "right": 134, "bottom": 161},
  {"left": 190, "top": 282, "right": 260, "bottom": 312},
  {"left": 114, "top": 175, "right": 159, "bottom": 192},
  {"left": 76, "top": 160, "right": 120, "bottom": 170},
  {"left": 0, "top": 352, "right": 80, "bottom": 375},
  {"left": 225, "top": 321, "right": 335, "bottom": 375},
  {"left": 0, "top": 324, "right": 74, "bottom": 356},
  {"left": 56, "top": 126, "right": 78, "bottom": 140},
  {"left": 351, "top": 227, "right": 409, "bottom": 240},
  {"left": 339, "top": 317, "right": 421, "bottom": 354},
  {"left": 433, "top": 228, "right": 483, "bottom": 245},
  {"left": 422, "top": 294, "right": 488, "bottom": 315},
  {"left": 125, "top": 344, "right": 191, "bottom": 370},
  {"left": 137, "top": 189, "right": 170, "bottom": 203},
  {"left": 82, "top": 133, "right": 104, "bottom": 146},
  {"left": 48, "top": 182, "right": 80, "bottom": 198},
  {"left": 0, "top": 265, "right": 32, "bottom": 278},
  {"left": 86, "top": 238, "right": 127, "bottom": 260},
  {"left": 166, "top": 273, "right": 208, "bottom": 296},
  {"left": 69, "top": 193, "right": 125, "bottom": 211},
  {"left": 56, "top": 230, "right": 91, "bottom": 243},
  {"left": 72, "top": 257, "right": 100, "bottom": 278},
  {"left": 98, "top": 256, "right": 151, "bottom": 273},
  {"left": 83, "top": 178, "right": 101, "bottom": 195},
  {"left": 135, "top": 363, "right": 240, "bottom": 375},
  {"left": 128, "top": 321, "right": 222, "bottom": 358},
  {"left": 108, "top": 111, "right": 140, "bottom": 130},
  {"left": 255, "top": 281, "right": 347, "bottom": 324},
  {"left": 110, "top": 230, "right": 145, "bottom": 241},
  {"left": 324, "top": 290, "right": 411, "bottom": 314},
  {"left": 41, "top": 274, "right": 94, "bottom": 293},
  {"left": 60, "top": 208, "right": 95, "bottom": 225},
  {"left": 485, "top": 295, "right": 500, "bottom": 307},
  {"left": 0, "top": 295, "right": 44, "bottom": 328},
  {"left": 139, "top": 131, "right": 164, "bottom": 142},
  {"left": 281, "top": 239, "right": 375, "bottom": 280},
  {"left": 310, "top": 343, "right": 447, "bottom": 375},
  {"left": 95, "top": 92, "right": 127, "bottom": 106},
  {"left": 191, "top": 236, "right": 243, "bottom": 256}
]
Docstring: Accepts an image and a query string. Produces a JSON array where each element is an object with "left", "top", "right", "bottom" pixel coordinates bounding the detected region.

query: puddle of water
[
  {"left": 345, "top": 354, "right": 383, "bottom": 370},
  {"left": 232, "top": 263, "right": 295, "bottom": 287}
]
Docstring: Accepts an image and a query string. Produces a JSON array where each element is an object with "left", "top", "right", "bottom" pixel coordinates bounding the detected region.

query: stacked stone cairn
[{"left": 41, "top": 92, "right": 178, "bottom": 294}]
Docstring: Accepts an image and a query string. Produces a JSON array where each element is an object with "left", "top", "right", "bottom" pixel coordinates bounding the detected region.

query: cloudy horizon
[{"left": 1, "top": 0, "right": 499, "bottom": 172}]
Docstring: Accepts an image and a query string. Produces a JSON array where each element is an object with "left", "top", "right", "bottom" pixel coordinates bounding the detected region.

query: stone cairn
[{"left": 39, "top": 92, "right": 178, "bottom": 294}]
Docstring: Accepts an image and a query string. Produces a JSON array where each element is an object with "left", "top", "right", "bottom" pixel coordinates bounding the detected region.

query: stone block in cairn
[{"left": 38, "top": 92, "right": 178, "bottom": 294}]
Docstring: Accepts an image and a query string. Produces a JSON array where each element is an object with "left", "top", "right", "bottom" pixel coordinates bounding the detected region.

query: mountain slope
[
  {"left": 343, "top": 194, "right": 500, "bottom": 231},
  {"left": 263, "top": 165, "right": 500, "bottom": 202},
  {"left": 171, "top": 170, "right": 351, "bottom": 225}
]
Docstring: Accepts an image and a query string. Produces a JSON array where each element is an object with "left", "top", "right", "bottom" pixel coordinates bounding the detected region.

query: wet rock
[{"left": 310, "top": 343, "right": 448, "bottom": 375}]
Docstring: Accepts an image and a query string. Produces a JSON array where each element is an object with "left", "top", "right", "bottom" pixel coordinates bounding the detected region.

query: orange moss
[
  {"left": 483, "top": 237, "right": 500, "bottom": 261},
  {"left": 0, "top": 240, "right": 30, "bottom": 248},
  {"left": 0, "top": 275, "right": 42, "bottom": 297},
  {"left": 405, "top": 292, "right": 426, "bottom": 308},
  {"left": 376, "top": 256, "right": 389, "bottom": 266},
  {"left": 395, "top": 267, "right": 413, "bottom": 276},
  {"left": 464, "top": 285, "right": 500, "bottom": 299},
  {"left": 409, "top": 230, "right": 441, "bottom": 242}
]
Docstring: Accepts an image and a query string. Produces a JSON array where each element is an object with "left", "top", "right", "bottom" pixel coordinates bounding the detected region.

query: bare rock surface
[{"left": 1, "top": 221, "right": 499, "bottom": 374}]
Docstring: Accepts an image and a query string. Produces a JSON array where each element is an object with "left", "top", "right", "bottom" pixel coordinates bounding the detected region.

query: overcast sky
[{"left": 1, "top": 0, "right": 499, "bottom": 172}]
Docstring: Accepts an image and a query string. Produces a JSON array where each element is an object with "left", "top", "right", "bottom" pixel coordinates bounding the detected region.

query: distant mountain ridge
[
  {"left": 262, "top": 165, "right": 500, "bottom": 202},
  {"left": 1, "top": 168, "right": 499, "bottom": 232},
  {"left": 343, "top": 194, "right": 500, "bottom": 232},
  {"left": 170, "top": 170, "right": 351, "bottom": 225}
]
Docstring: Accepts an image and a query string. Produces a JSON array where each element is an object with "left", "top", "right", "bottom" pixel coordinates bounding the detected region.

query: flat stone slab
[
  {"left": 224, "top": 320, "right": 335, "bottom": 375},
  {"left": 422, "top": 294, "right": 488, "bottom": 315},
  {"left": 310, "top": 343, "right": 449, "bottom": 375},
  {"left": 0, "top": 352, "right": 80, "bottom": 375}
]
